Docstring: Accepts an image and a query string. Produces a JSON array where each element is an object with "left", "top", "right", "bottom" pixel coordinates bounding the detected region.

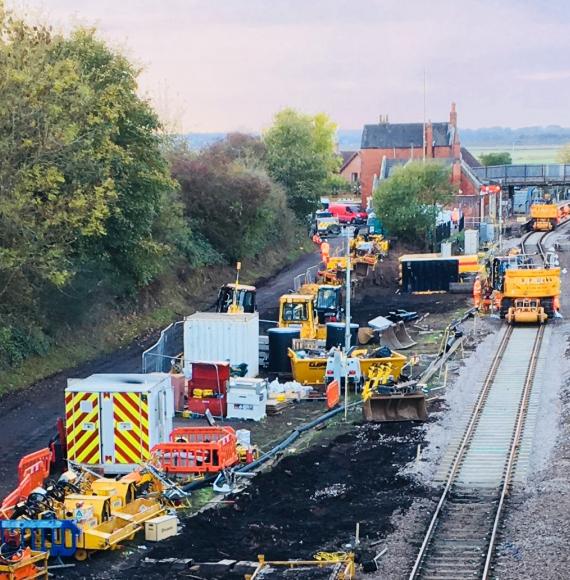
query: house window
[{"left": 351, "top": 172, "right": 359, "bottom": 182}]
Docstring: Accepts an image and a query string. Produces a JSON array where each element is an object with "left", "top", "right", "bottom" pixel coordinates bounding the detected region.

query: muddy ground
[
  {"left": 66, "top": 417, "right": 436, "bottom": 580},
  {"left": 0, "top": 238, "right": 473, "bottom": 580}
]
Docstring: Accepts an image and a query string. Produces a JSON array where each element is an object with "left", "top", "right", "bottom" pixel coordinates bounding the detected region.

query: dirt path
[{"left": 0, "top": 246, "right": 325, "bottom": 498}]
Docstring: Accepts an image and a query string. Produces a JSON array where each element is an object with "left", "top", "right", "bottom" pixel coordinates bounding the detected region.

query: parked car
[{"left": 328, "top": 202, "right": 367, "bottom": 225}]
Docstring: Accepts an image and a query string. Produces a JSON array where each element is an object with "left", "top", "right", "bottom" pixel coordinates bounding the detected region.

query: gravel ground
[
  {"left": 493, "top": 237, "right": 570, "bottom": 580},
  {"left": 369, "top": 229, "right": 570, "bottom": 580}
]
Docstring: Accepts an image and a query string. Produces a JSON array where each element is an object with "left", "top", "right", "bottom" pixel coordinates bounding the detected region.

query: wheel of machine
[
  {"left": 74, "top": 549, "right": 88, "bottom": 562},
  {"left": 542, "top": 298, "right": 555, "bottom": 317},
  {"left": 499, "top": 298, "right": 512, "bottom": 319}
]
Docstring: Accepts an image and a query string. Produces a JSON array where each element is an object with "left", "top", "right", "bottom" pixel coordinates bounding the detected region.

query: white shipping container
[
  {"left": 183, "top": 312, "right": 259, "bottom": 377},
  {"left": 65, "top": 373, "right": 174, "bottom": 474}
]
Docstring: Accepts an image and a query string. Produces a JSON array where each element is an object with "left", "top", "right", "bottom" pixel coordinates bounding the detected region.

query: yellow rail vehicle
[
  {"left": 491, "top": 257, "right": 560, "bottom": 324},
  {"left": 530, "top": 200, "right": 570, "bottom": 231}
]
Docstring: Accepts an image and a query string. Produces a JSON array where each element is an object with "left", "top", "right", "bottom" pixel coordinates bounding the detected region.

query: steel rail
[
  {"left": 407, "top": 325, "right": 514, "bottom": 580},
  {"left": 481, "top": 325, "right": 545, "bottom": 578}
]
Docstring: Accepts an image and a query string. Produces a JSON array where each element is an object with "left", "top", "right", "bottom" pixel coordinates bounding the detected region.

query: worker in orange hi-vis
[
  {"left": 321, "top": 239, "right": 330, "bottom": 266},
  {"left": 312, "top": 232, "right": 322, "bottom": 246},
  {"left": 472, "top": 276, "right": 482, "bottom": 308}
]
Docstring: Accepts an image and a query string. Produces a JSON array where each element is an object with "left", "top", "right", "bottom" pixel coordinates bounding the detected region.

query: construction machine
[
  {"left": 298, "top": 283, "right": 343, "bottom": 324},
  {"left": 216, "top": 262, "right": 256, "bottom": 314},
  {"left": 362, "top": 363, "right": 427, "bottom": 422},
  {"left": 489, "top": 255, "right": 560, "bottom": 324},
  {"left": 278, "top": 294, "right": 325, "bottom": 339}
]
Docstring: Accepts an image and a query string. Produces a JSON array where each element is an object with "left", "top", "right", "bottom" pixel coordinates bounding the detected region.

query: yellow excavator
[
  {"left": 216, "top": 262, "right": 257, "bottom": 314},
  {"left": 362, "top": 363, "right": 427, "bottom": 422}
]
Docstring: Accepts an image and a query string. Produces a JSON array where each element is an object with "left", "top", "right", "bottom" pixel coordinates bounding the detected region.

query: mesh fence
[{"left": 142, "top": 320, "right": 184, "bottom": 373}]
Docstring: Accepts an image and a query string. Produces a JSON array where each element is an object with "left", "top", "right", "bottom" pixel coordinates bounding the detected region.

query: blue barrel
[
  {"left": 326, "top": 322, "right": 359, "bottom": 350},
  {"left": 268, "top": 327, "right": 301, "bottom": 373}
]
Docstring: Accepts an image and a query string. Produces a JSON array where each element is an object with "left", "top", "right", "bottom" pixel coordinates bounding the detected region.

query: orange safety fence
[
  {"left": 326, "top": 380, "right": 340, "bottom": 409},
  {"left": 18, "top": 448, "right": 51, "bottom": 488},
  {"left": 151, "top": 427, "right": 239, "bottom": 475},
  {"left": 1, "top": 449, "right": 52, "bottom": 518}
]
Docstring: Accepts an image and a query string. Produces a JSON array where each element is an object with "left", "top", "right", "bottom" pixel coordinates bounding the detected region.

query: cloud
[
  {"left": 5, "top": 0, "right": 570, "bottom": 130},
  {"left": 518, "top": 70, "right": 570, "bottom": 82}
]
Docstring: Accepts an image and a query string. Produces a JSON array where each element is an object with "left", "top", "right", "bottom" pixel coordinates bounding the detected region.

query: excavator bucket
[
  {"left": 394, "top": 322, "right": 416, "bottom": 349},
  {"left": 380, "top": 326, "right": 405, "bottom": 350},
  {"left": 363, "top": 393, "right": 427, "bottom": 422}
]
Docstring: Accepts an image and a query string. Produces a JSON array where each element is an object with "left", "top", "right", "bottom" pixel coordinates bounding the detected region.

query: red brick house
[
  {"left": 359, "top": 103, "right": 484, "bottom": 221},
  {"left": 339, "top": 151, "right": 361, "bottom": 185}
]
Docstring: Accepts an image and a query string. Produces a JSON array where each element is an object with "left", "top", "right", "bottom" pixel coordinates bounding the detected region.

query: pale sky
[{"left": 6, "top": 0, "right": 570, "bottom": 132}]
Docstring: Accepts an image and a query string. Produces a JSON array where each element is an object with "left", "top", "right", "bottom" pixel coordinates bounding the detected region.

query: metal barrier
[
  {"left": 142, "top": 320, "right": 184, "bottom": 373},
  {"left": 293, "top": 264, "right": 322, "bottom": 291}
]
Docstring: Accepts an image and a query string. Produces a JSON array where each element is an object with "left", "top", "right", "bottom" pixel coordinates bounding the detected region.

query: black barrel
[
  {"left": 326, "top": 322, "right": 359, "bottom": 350},
  {"left": 268, "top": 327, "right": 301, "bottom": 373}
]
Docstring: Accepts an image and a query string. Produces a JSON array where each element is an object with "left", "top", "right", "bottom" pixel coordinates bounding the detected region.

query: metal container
[
  {"left": 464, "top": 229, "right": 479, "bottom": 255},
  {"left": 325, "top": 322, "right": 359, "bottom": 349},
  {"left": 183, "top": 312, "right": 259, "bottom": 377},
  {"left": 65, "top": 373, "right": 174, "bottom": 474},
  {"left": 268, "top": 327, "right": 300, "bottom": 373},
  {"left": 440, "top": 242, "right": 452, "bottom": 257},
  {"left": 227, "top": 378, "right": 268, "bottom": 421}
]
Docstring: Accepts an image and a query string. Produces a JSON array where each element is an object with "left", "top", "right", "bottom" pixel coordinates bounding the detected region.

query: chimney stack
[{"left": 450, "top": 102, "right": 457, "bottom": 128}]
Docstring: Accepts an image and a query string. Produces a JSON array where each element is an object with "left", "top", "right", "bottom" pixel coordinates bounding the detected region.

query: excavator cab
[
  {"left": 279, "top": 294, "right": 325, "bottom": 339},
  {"left": 216, "top": 284, "right": 256, "bottom": 314},
  {"left": 315, "top": 286, "right": 342, "bottom": 324}
]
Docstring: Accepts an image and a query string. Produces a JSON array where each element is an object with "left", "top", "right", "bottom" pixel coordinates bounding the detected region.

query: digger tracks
[{"left": 409, "top": 325, "right": 546, "bottom": 580}]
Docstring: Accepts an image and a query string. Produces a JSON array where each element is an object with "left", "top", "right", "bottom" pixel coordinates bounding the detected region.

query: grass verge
[{"left": 0, "top": 237, "right": 312, "bottom": 397}]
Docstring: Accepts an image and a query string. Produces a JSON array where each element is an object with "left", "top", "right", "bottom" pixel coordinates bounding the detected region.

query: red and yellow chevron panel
[
  {"left": 112, "top": 392, "right": 150, "bottom": 464},
  {"left": 65, "top": 392, "right": 101, "bottom": 464}
]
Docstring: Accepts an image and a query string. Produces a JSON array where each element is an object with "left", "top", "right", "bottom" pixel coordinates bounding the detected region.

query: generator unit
[{"left": 65, "top": 373, "right": 174, "bottom": 474}]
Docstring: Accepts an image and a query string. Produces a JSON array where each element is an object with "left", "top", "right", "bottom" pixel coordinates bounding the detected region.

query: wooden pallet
[{"left": 266, "top": 400, "right": 294, "bottom": 415}]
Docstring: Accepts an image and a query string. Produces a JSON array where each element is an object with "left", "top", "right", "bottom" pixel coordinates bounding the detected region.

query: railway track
[{"left": 408, "top": 324, "right": 546, "bottom": 580}]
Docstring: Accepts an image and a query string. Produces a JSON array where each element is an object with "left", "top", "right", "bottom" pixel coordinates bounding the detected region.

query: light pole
[{"left": 344, "top": 227, "right": 352, "bottom": 421}]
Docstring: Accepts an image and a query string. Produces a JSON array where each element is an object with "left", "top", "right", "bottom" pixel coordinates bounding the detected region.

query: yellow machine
[
  {"left": 248, "top": 552, "right": 355, "bottom": 579},
  {"left": 278, "top": 294, "right": 325, "bottom": 339},
  {"left": 530, "top": 202, "right": 558, "bottom": 231},
  {"left": 362, "top": 363, "right": 427, "bottom": 422},
  {"left": 61, "top": 494, "right": 140, "bottom": 560},
  {"left": 89, "top": 478, "right": 164, "bottom": 524},
  {"left": 492, "top": 258, "right": 560, "bottom": 324}
]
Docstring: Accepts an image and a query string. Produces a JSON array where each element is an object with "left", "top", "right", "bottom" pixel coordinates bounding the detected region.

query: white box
[
  {"left": 236, "top": 429, "right": 251, "bottom": 447},
  {"left": 145, "top": 514, "right": 179, "bottom": 542},
  {"left": 184, "top": 312, "right": 259, "bottom": 377},
  {"left": 227, "top": 401, "right": 267, "bottom": 421},
  {"left": 227, "top": 380, "right": 268, "bottom": 421},
  {"left": 65, "top": 373, "right": 174, "bottom": 474}
]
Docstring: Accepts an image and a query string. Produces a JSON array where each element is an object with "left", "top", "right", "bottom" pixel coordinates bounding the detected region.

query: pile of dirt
[{"left": 116, "top": 422, "right": 434, "bottom": 579}]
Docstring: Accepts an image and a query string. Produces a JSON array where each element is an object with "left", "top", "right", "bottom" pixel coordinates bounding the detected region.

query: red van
[{"left": 328, "top": 203, "right": 368, "bottom": 225}]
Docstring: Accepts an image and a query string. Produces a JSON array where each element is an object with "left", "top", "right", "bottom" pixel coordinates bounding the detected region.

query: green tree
[
  {"left": 170, "top": 137, "right": 296, "bottom": 262},
  {"left": 264, "top": 109, "right": 340, "bottom": 217},
  {"left": 373, "top": 162, "right": 454, "bottom": 246},
  {"left": 479, "top": 152, "right": 512, "bottom": 166},
  {"left": 557, "top": 143, "right": 570, "bottom": 163},
  {"left": 0, "top": 15, "right": 178, "bottom": 366}
]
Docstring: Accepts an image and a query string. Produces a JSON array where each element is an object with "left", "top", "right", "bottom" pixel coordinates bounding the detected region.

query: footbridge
[{"left": 472, "top": 163, "right": 570, "bottom": 187}]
